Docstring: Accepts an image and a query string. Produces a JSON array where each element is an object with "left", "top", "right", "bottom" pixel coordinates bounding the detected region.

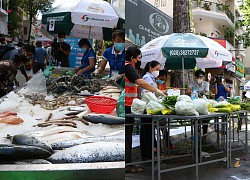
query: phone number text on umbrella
[{"left": 169, "top": 49, "right": 199, "bottom": 57}]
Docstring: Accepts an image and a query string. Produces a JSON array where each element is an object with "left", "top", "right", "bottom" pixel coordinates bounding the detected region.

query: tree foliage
[
  {"left": 8, "top": 0, "right": 22, "bottom": 37},
  {"left": 238, "top": 0, "right": 250, "bottom": 48},
  {"left": 18, "top": 0, "right": 54, "bottom": 43}
]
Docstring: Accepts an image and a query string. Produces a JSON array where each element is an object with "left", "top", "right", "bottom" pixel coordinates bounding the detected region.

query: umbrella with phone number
[{"left": 140, "top": 33, "right": 232, "bottom": 90}]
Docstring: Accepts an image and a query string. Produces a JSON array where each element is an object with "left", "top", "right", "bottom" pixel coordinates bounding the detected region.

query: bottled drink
[{"left": 191, "top": 89, "right": 198, "bottom": 100}]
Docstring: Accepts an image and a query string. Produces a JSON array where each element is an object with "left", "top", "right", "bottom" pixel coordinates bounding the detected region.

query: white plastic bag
[
  {"left": 19, "top": 70, "right": 47, "bottom": 94},
  {"left": 207, "top": 99, "right": 219, "bottom": 107},
  {"left": 146, "top": 101, "right": 165, "bottom": 110},
  {"left": 131, "top": 98, "right": 147, "bottom": 114},
  {"left": 193, "top": 98, "right": 209, "bottom": 115},
  {"left": 141, "top": 92, "right": 158, "bottom": 104},
  {"left": 175, "top": 101, "right": 199, "bottom": 116},
  {"left": 177, "top": 95, "right": 192, "bottom": 102}
]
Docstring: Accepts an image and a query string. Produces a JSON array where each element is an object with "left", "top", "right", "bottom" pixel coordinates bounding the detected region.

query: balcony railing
[{"left": 192, "top": 0, "right": 234, "bottom": 24}]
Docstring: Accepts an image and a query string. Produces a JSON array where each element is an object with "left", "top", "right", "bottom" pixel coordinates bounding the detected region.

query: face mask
[
  {"left": 157, "top": 79, "right": 165, "bottom": 85},
  {"left": 135, "top": 60, "right": 141, "bottom": 68},
  {"left": 114, "top": 43, "right": 125, "bottom": 51},
  {"left": 152, "top": 71, "right": 159, "bottom": 78},
  {"left": 59, "top": 38, "right": 65, "bottom": 43},
  {"left": 81, "top": 48, "right": 86, "bottom": 53},
  {"left": 197, "top": 79, "right": 203, "bottom": 84}
]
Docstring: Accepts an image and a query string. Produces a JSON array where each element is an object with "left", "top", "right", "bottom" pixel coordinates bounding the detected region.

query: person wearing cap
[{"left": 187, "top": 69, "right": 209, "bottom": 97}]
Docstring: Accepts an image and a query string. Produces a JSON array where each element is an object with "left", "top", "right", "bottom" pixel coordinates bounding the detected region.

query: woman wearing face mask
[
  {"left": 140, "top": 61, "right": 172, "bottom": 161},
  {"left": 187, "top": 69, "right": 209, "bottom": 97},
  {"left": 75, "top": 38, "right": 96, "bottom": 79},
  {"left": 156, "top": 70, "right": 167, "bottom": 90},
  {"left": 93, "top": 30, "right": 125, "bottom": 85},
  {"left": 125, "top": 47, "right": 165, "bottom": 173}
]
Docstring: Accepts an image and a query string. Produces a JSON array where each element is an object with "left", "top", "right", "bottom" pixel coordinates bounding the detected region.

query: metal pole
[
  {"left": 195, "top": 119, "right": 199, "bottom": 180},
  {"left": 152, "top": 118, "right": 155, "bottom": 180},
  {"left": 182, "top": 57, "right": 185, "bottom": 94},
  {"left": 157, "top": 121, "right": 161, "bottom": 180},
  {"left": 88, "top": 26, "right": 92, "bottom": 40}
]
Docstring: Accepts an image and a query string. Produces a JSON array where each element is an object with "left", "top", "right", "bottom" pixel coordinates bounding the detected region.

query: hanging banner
[
  {"left": 235, "top": 59, "right": 245, "bottom": 77},
  {"left": 126, "top": 0, "right": 173, "bottom": 46}
]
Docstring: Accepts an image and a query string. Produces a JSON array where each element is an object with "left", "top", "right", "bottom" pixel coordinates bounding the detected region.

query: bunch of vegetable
[{"left": 162, "top": 96, "right": 177, "bottom": 110}]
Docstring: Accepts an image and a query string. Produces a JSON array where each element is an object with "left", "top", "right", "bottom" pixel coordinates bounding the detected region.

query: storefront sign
[
  {"left": 209, "top": 38, "right": 227, "bottom": 48},
  {"left": 235, "top": 59, "right": 245, "bottom": 77},
  {"left": 126, "top": 0, "right": 173, "bottom": 46}
]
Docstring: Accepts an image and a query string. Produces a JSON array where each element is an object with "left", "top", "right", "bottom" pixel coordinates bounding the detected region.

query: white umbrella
[
  {"left": 42, "top": 0, "right": 120, "bottom": 40},
  {"left": 244, "top": 80, "right": 250, "bottom": 91},
  {"left": 140, "top": 34, "right": 232, "bottom": 70}
]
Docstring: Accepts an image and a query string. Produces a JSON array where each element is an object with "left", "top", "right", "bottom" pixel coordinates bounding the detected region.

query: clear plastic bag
[
  {"left": 19, "top": 70, "right": 47, "bottom": 94},
  {"left": 141, "top": 92, "right": 158, "bottom": 104},
  {"left": 193, "top": 98, "right": 209, "bottom": 115},
  {"left": 131, "top": 98, "right": 146, "bottom": 114},
  {"left": 175, "top": 101, "right": 199, "bottom": 116}
]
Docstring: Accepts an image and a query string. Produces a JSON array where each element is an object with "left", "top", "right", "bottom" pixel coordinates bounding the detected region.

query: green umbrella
[
  {"left": 41, "top": 1, "right": 77, "bottom": 35},
  {"left": 41, "top": 1, "right": 124, "bottom": 41},
  {"left": 161, "top": 33, "right": 209, "bottom": 90}
]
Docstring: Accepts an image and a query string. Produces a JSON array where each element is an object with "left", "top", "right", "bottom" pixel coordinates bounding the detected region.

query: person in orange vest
[{"left": 125, "top": 46, "right": 165, "bottom": 173}]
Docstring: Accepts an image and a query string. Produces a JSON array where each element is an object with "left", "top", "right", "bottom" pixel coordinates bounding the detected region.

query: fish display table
[
  {"left": 126, "top": 113, "right": 229, "bottom": 180},
  {"left": 0, "top": 77, "right": 125, "bottom": 178},
  {"left": 0, "top": 162, "right": 124, "bottom": 180}
]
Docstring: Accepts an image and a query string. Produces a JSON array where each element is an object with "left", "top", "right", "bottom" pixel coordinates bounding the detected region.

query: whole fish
[
  {"left": 25, "top": 126, "right": 82, "bottom": 137},
  {"left": 82, "top": 114, "right": 125, "bottom": 125},
  {"left": 11, "top": 134, "right": 53, "bottom": 153},
  {"left": 48, "top": 142, "right": 124, "bottom": 163},
  {"left": 0, "top": 144, "right": 52, "bottom": 161},
  {"left": 13, "top": 159, "right": 52, "bottom": 164},
  {"left": 51, "top": 135, "right": 125, "bottom": 150}
]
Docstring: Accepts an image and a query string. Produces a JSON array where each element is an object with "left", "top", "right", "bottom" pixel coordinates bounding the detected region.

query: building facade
[{"left": 0, "top": 0, "right": 8, "bottom": 36}]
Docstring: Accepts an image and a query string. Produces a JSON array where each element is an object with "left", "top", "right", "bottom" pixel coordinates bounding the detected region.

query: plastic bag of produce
[
  {"left": 19, "top": 70, "right": 47, "bottom": 94},
  {"left": 193, "top": 98, "right": 209, "bottom": 115},
  {"left": 177, "top": 95, "right": 192, "bottom": 102},
  {"left": 131, "top": 98, "right": 147, "bottom": 114},
  {"left": 175, "top": 101, "right": 199, "bottom": 116},
  {"left": 146, "top": 101, "right": 165, "bottom": 110},
  {"left": 141, "top": 92, "right": 158, "bottom": 104},
  {"left": 117, "top": 90, "right": 125, "bottom": 117},
  {"left": 207, "top": 99, "right": 219, "bottom": 107}
]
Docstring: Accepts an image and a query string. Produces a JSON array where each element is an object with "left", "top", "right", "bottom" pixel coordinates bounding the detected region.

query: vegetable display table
[
  {"left": 126, "top": 113, "right": 229, "bottom": 180},
  {"left": 229, "top": 110, "right": 249, "bottom": 167}
]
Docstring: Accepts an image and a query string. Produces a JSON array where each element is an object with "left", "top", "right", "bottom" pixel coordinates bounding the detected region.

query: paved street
[{"left": 126, "top": 123, "right": 250, "bottom": 180}]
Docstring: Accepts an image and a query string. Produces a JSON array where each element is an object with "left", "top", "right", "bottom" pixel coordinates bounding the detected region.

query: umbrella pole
[
  {"left": 88, "top": 26, "right": 91, "bottom": 39},
  {"left": 182, "top": 57, "right": 185, "bottom": 94}
]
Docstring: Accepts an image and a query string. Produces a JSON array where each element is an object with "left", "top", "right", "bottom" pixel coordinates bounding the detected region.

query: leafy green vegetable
[{"left": 162, "top": 96, "right": 178, "bottom": 109}]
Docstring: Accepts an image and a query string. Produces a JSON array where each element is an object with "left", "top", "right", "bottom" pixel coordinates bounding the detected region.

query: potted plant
[{"left": 203, "top": 2, "right": 212, "bottom": 11}]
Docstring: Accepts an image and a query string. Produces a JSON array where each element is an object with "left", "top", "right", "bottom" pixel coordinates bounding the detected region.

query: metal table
[
  {"left": 229, "top": 110, "right": 249, "bottom": 167},
  {"left": 126, "top": 113, "right": 229, "bottom": 180}
]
